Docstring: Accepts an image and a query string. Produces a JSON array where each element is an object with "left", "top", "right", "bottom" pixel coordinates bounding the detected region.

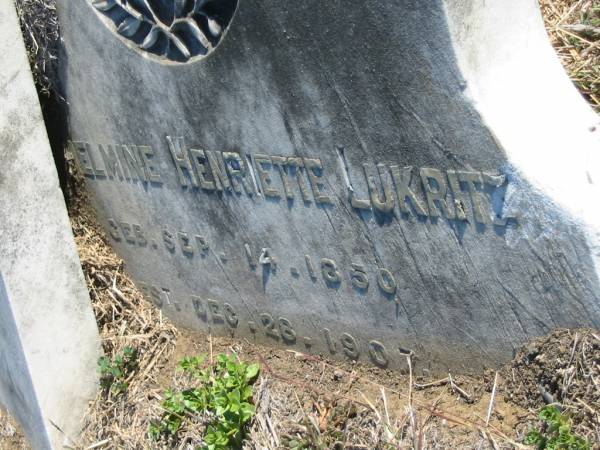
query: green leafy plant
[
  {"left": 149, "top": 353, "right": 260, "bottom": 450},
  {"left": 524, "top": 406, "right": 590, "bottom": 450},
  {"left": 98, "top": 346, "right": 138, "bottom": 395}
]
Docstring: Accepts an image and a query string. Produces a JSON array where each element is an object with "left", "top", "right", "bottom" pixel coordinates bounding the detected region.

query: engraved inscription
[
  {"left": 191, "top": 297, "right": 239, "bottom": 328},
  {"left": 71, "top": 141, "right": 163, "bottom": 186},
  {"left": 144, "top": 283, "right": 414, "bottom": 368},
  {"left": 72, "top": 137, "right": 518, "bottom": 230},
  {"left": 108, "top": 219, "right": 413, "bottom": 306}
]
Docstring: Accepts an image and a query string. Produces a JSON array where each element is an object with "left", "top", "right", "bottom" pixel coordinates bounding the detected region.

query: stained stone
[
  {"left": 0, "top": 3, "right": 101, "bottom": 448},
  {"left": 56, "top": 0, "right": 600, "bottom": 373}
]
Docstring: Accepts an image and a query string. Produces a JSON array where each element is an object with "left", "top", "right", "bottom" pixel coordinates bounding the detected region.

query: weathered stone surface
[
  {"left": 0, "top": 3, "right": 101, "bottom": 448},
  {"left": 57, "top": 0, "right": 600, "bottom": 373}
]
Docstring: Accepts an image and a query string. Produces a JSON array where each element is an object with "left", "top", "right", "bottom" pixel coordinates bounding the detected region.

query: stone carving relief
[{"left": 90, "top": 0, "right": 238, "bottom": 62}]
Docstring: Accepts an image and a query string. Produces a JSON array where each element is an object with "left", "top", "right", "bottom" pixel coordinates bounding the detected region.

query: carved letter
[
  {"left": 206, "top": 150, "right": 232, "bottom": 192},
  {"left": 245, "top": 243, "right": 256, "bottom": 269},
  {"left": 69, "top": 141, "right": 95, "bottom": 177},
  {"left": 446, "top": 170, "right": 469, "bottom": 221},
  {"left": 192, "top": 295, "right": 208, "bottom": 321},
  {"left": 420, "top": 168, "right": 455, "bottom": 219},
  {"left": 208, "top": 299, "right": 225, "bottom": 324},
  {"left": 304, "top": 158, "right": 333, "bottom": 204},
  {"left": 121, "top": 145, "right": 146, "bottom": 181},
  {"left": 195, "top": 235, "right": 209, "bottom": 253},
  {"left": 137, "top": 145, "right": 162, "bottom": 184},
  {"left": 458, "top": 171, "right": 490, "bottom": 224},
  {"left": 254, "top": 154, "right": 280, "bottom": 198},
  {"left": 86, "top": 143, "right": 105, "bottom": 177},
  {"left": 286, "top": 157, "right": 312, "bottom": 202},
  {"left": 107, "top": 218, "right": 121, "bottom": 241},
  {"left": 271, "top": 156, "right": 294, "bottom": 200},
  {"left": 162, "top": 227, "right": 176, "bottom": 252},
  {"left": 98, "top": 144, "right": 124, "bottom": 180},
  {"left": 389, "top": 165, "right": 428, "bottom": 216},
  {"left": 483, "top": 172, "right": 511, "bottom": 225},
  {"left": 224, "top": 303, "right": 239, "bottom": 328},
  {"left": 120, "top": 222, "right": 135, "bottom": 244},
  {"left": 177, "top": 231, "right": 194, "bottom": 256},
  {"left": 132, "top": 224, "right": 147, "bottom": 246},
  {"left": 223, "top": 152, "right": 256, "bottom": 196},
  {"left": 365, "top": 163, "right": 395, "bottom": 213},
  {"left": 166, "top": 136, "right": 198, "bottom": 187},
  {"left": 189, "top": 148, "right": 216, "bottom": 191}
]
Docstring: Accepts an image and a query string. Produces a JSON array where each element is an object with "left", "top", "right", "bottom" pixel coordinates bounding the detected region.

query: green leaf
[
  {"left": 228, "top": 389, "right": 241, "bottom": 403},
  {"left": 148, "top": 422, "right": 162, "bottom": 440},
  {"left": 240, "top": 403, "right": 255, "bottom": 422},
  {"left": 98, "top": 356, "right": 110, "bottom": 367},
  {"left": 153, "top": 353, "right": 258, "bottom": 448},
  {"left": 540, "top": 406, "right": 561, "bottom": 424},
  {"left": 167, "top": 416, "right": 182, "bottom": 435},
  {"left": 524, "top": 430, "right": 543, "bottom": 445},
  {"left": 241, "top": 385, "right": 253, "bottom": 401},
  {"left": 525, "top": 406, "right": 590, "bottom": 450},
  {"left": 245, "top": 363, "right": 260, "bottom": 382},
  {"left": 558, "top": 424, "right": 572, "bottom": 436},
  {"left": 111, "top": 381, "right": 128, "bottom": 394}
]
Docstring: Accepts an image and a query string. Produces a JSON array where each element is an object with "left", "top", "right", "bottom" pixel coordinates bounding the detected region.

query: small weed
[
  {"left": 525, "top": 406, "right": 590, "bottom": 450},
  {"left": 98, "top": 346, "right": 138, "bottom": 395},
  {"left": 581, "top": 5, "right": 600, "bottom": 27},
  {"left": 149, "top": 353, "right": 260, "bottom": 450}
]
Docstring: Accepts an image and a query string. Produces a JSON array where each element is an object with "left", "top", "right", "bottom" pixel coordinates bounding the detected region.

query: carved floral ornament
[{"left": 89, "top": 0, "right": 238, "bottom": 62}]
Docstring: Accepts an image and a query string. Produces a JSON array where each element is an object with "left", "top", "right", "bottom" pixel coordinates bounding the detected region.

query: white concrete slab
[{"left": 0, "top": 2, "right": 101, "bottom": 449}]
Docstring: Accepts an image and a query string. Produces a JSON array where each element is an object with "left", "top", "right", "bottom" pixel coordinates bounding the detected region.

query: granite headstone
[{"left": 57, "top": 0, "right": 600, "bottom": 373}]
